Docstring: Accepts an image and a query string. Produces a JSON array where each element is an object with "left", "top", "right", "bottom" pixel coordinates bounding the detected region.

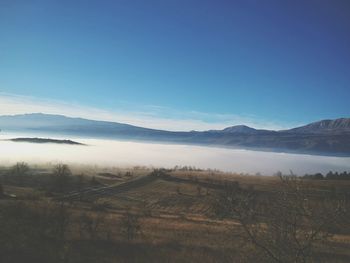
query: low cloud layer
[{"left": 0, "top": 135, "right": 349, "bottom": 175}]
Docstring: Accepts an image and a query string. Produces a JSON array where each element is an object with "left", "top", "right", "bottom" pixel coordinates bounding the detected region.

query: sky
[{"left": 0, "top": 0, "right": 349, "bottom": 131}]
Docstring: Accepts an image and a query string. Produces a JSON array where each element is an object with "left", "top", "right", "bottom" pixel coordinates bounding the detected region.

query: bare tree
[
  {"left": 10, "top": 162, "right": 30, "bottom": 185},
  {"left": 10, "top": 162, "right": 30, "bottom": 176},
  {"left": 52, "top": 164, "right": 72, "bottom": 193},
  {"left": 49, "top": 201, "right": 72, "bottom": 242},
  {"left": 0, "top": 183, "right": 3, "bottom": 197},
  {"left": 78, "top": 211, "right": 106, "bottom": 240},
  {"left": 216, "top": 175, "right": 347, "bottom": 263},
  {"left": 120, "top": 209, "right": 141, "bottom": 241}
]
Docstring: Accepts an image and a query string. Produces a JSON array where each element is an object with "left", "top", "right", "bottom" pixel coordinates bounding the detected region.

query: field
[{"left": 0, "top": 164, "right": 349, "bottom": 263}]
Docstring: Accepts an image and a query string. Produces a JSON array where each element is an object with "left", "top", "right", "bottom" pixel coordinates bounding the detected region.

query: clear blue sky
[{"left": 0, "top": 0, "right": 349, "bottom": 128}]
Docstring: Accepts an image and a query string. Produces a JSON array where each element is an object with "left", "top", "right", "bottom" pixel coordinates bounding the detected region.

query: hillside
[{"left": 285, "top": 118, "right": 350, "bottom": 134}]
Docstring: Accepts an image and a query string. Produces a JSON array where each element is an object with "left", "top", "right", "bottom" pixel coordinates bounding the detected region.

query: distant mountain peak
[
  {"left": 218, "top": 125, "right": 276, "bottom": 135},
  {"left": 221, "top": 125, "right": 257, "bottom": 133},
  {"left": 287, "top": 118, "right": 350, "bottom": 134}
]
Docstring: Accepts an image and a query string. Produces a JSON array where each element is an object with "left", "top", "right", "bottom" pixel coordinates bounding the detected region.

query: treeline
[
  {"left": 303, "top": 171, "right": 350, "bottom": 180},
  {"left": 0, "top": 162, "right": 100, "bottom": 195},
  {"left": 172, "top": 165, "right": 221, "bottom": 173}
]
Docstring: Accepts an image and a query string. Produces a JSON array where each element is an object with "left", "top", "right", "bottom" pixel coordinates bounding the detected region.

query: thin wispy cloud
[{"left": 0, "top": 93, "right": 294, "bottom": 131}]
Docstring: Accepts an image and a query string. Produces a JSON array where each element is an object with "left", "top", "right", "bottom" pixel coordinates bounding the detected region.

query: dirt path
[{"left": 56, "top": 175, "right": 158, "bottom": 202}]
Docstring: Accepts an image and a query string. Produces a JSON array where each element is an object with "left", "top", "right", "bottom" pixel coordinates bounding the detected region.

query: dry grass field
[{"left": 0, "top": 164, "right": 349, "bottom": 263}]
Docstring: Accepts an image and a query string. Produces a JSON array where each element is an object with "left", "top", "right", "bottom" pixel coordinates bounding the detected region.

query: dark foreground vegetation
[
  {"left": 303, "top": 171, "right": 350, "bottom": 180},
  {"left": 0, "top": 163, "right": 349, "bottom": 263}
]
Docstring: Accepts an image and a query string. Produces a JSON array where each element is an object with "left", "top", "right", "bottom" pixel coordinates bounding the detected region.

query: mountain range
[{"left": 1, "top": 113, "right": 350, "bottom": 156}]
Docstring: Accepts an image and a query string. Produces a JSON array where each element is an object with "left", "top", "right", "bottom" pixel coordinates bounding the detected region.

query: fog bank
[{"left": 1, "top": 135, "right": 350, "bottom": 175}]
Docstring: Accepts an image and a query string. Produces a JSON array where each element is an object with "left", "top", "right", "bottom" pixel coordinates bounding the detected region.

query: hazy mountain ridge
[
  {"left": 209, "top": 125, "right": 274, "bottom": 135},
  {"left": 285, "top": 118, "right": 350, "bottom": 134},
  {"left": 1, "top": 113, "right": 349, "bottom": 156}
]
